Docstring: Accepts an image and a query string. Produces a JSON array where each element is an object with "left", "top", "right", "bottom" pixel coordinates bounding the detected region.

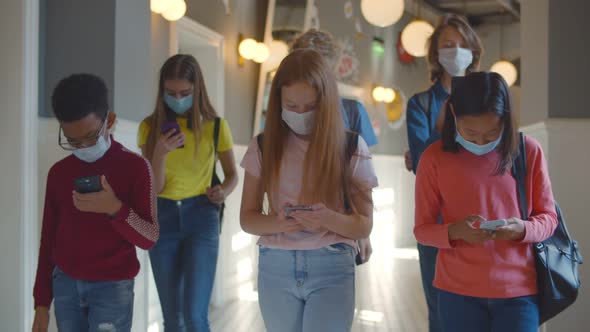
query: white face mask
[
  {"left": 281, "top": 109, "right": 315, "bottom": 135},
  {"left": 438, "top": 47, "right": 473, "bottom": 77},
  {"left": 72, "top": 120, "right": 112, "bottom": 163}
]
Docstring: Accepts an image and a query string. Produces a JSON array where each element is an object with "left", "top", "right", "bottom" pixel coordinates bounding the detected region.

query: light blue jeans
[
  {"left": 257, "top": 243, "right": 356, "bottom": 332},
  {"left": 52, "top": 267, "right": 134, "bottom": 332}
]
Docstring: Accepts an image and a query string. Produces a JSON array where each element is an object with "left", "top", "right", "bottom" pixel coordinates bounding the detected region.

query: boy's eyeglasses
[{"left": 58, "top": 119, "right": 107, "bottom": 151}]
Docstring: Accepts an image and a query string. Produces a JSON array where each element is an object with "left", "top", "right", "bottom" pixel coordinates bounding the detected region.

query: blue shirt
[
  {"left": 406, "top": 80, "right": 449, "bottom": 173},
  {"left": 341, "top": 98, "right": 378, "bottom": 147}
]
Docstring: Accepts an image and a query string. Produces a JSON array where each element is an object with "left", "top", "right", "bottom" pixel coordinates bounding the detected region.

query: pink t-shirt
[
  {"left": 414, "top": 136, "right": 557, "bottom": 299},
  {"left": 240, "top": 132, "right": 379, "bottom": 250}
]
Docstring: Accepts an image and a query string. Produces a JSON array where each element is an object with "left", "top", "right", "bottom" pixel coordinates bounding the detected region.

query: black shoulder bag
[{"left": 512, "top": 132, "right": 582, "bottom": 325}]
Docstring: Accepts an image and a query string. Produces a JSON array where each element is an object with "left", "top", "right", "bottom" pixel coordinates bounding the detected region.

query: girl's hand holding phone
[
  {"left": 289, "top": 203, "right": 329, "bottom": 232},
  {"left": 493, "top": 217, "right": 526, "bottom": 241},
  {"left": 155, "top": 129, "right": 185, "bottom": 156},
  {"left": 278, "top": 203, "right": 306, "bottom": 233},
  {"left": 448, "top": 215, "right": 494, "bottom": 244}
]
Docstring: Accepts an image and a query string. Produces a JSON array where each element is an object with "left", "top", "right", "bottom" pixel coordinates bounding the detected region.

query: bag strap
[
  {"left": 211, "top": 117, "right": 221, "bottom": 187},
  {"left": 416, "top": 91, "right": 432, "bottom": 133},
  {"left": 512, "top": 132, "right": 528, "bottom": 220},
  {"left": 343, "top": 132, "right": 359, "bottom": 212},
  {"left": 341, "top": 98, "right": 361, "bottom": 133}
]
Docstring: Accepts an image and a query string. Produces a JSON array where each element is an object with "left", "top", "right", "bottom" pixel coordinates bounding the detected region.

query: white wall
[
  {"left": 520, "top": 0, "right": 549, "bottom": 126},
  {"left": 0, "top": 0, "right": 27, "bottom": 327},
  {"left": 522, "top": 120, "right": 590, "bottom": 332},
  {"left": 0, "top": 0, "right": 38, "bottom": 330},
  {"left": 544, "top": 120, "right": 590, "bottom": 331}
]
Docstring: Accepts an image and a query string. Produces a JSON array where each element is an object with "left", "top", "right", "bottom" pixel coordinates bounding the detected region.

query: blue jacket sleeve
[
  {"left": 406, "top": 95, "right": 440, "bottom": 174},
  {"left": 353, "top": 101, "right": 378, "bottom": 147}
]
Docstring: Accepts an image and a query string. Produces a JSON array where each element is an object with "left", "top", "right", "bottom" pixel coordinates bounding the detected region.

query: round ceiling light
[
  {"left": 491, "top": 60, "right": 518, "bottom": 87},
  {"left": 361, "top": 0, "right": 405, "bottom": 28},
  {"left": 401, "top": 20, "right": 434, "bottom": 57}
]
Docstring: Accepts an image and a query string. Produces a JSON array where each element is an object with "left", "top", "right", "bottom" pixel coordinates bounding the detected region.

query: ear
[{"left": 106, "top": 111, "right": 117, "bottom": 130}]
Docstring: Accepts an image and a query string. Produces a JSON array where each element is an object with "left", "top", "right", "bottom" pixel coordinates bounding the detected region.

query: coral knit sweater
[
  {"left": 414, "top": 136, "right": 557, "bottom": 298},
  {"left": 33, "top": 139, "right": 159, "bottom": 308}
]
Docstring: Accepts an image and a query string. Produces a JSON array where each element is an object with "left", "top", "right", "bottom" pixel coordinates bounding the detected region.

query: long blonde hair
[
  {"left": 262, "top": 49, "right": 355, "bottom": 212},
  {"left": 144, "top": 54, "right": 218, "bottom": 160}
]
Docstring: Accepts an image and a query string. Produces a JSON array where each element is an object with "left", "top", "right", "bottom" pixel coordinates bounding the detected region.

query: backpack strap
[
  {"left": 256, "top": 133, "right": 264, "bottom": 156},
  {"left": 341, "top": 98, "right": 361, "bottom": 134},
  {"left": 211, "top": 117, "right": 221, "bottom": 187},
  {"left": 512, "top": 132, "right": 528, "bottom": 220},
  {"left": 343, "top": 132, "right": 359, "bottom": 212},
  {"left": 416, "top": 91, "right": 432, "bottom": 133}
]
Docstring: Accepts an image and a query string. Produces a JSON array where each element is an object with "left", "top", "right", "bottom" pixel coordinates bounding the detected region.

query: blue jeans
[
  {"left": 438, "top": 289, "right": 539, "bottom": 332},
  {"left": 149, "top": 196, "right": 220, "bottom": 332},
  {"left": 417, "top": 243, "right": 441, "bottom": 332},
  {"left": 52, "top": 267, "right": 134, "bottom": 332},
  {"left": 257, "top": 244, "right": 356, "bottom": 332}
]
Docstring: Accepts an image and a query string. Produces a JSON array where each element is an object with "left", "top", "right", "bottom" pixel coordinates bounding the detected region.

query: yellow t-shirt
[{"left": 138, "top": 118, "right": 234, "bottom": 201}]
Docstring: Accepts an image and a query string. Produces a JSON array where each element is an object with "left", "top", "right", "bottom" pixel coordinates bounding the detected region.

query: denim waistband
[{"left": 157, "top": 194, "right": 213, "bottom": 207}]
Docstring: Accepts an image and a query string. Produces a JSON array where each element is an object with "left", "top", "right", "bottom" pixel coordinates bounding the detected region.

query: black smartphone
[
  {"left": 284, "top": 205, "right": 313, "bottom": 217},
  {"left": 355, "top": 252, "right": 365, "bottom": 265},
  {"left": 161, "top": 121, "right": 184, "bottom": 148},
  {"left": 355, "top": 241, "right": 365, "bottom": 265},
  {"left": 74, "top": 175, "right": 102, "bottom": 193}
]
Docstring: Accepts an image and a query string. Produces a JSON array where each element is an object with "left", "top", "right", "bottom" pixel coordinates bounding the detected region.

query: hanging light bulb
[
  {"left": 252, "top": 43, "right": 270, "bottom": 64},
  {"left": 151, "top": 0, "right": 174, "bottom": 14},
  {"left": 361, "top": 0, "right": 404, "bottom": 28},
  {"left": 401, "top": 20, "right": 434, "bottom": 57},
  {"left": 383, "top": 88, "right": 396, "bottom": 103},
  {"left": 491, "top": 60, "right": 518, "bottom": 87},
  {"left": 266, "top": 40, "right": 289, "bottom": 68},
  {"left": 162, "top": 0, "right": 186, "bottom": 21},
  {"left": 238, "top": 38, "right": 258, "bottom": 60},
  {"left": 372, "top": 86, "right": 386, "bottom": 102}
]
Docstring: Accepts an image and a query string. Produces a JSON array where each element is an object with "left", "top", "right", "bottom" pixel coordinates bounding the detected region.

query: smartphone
[
  {"left": 477, "top": 219, "right": 508, "bottom": 231},
  {"left": 355, "top": 252, "right": 365, "bottom": 265},
  {"left": 161, "top": 121, "right": 184, "bottom": 148},
  {"left": 284, "top": 205, "right": 313, "bottom": 217},
  {"left": 74, "top": 175, "right": 102, "bottom": 194}
]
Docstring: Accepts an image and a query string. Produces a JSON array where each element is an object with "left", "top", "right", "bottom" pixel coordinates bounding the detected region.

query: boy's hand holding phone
[{"left": 73, "top": 175, "right": 122, "bottom": 216}]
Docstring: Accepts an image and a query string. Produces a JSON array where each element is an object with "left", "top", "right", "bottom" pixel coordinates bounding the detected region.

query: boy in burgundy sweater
[{"left": 32, "top": 74, "right": 159, "bottom": 332}]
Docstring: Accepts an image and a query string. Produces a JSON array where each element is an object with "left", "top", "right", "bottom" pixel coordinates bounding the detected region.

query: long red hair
[{"left": 261, "top": 49, "right": 355, "bottom": 212}]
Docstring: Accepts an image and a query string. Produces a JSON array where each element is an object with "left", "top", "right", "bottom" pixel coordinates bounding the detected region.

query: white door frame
[
  {"left": 169, "top": 17, "right": 225, "bottom": 117},
  {"left": 22, "top": 0, "right": 40, "bottom": 329},
  {"left": 167, "top": 17, "right": 228, "bottom": 307}
]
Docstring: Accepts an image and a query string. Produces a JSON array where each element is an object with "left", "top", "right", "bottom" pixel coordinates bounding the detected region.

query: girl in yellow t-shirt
[{"left": 138, "top": 54, "right": 238, "bottom": 332}]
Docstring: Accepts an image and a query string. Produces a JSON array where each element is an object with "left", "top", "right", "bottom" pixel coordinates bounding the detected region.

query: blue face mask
[
  {"left": 72, "top": 119, "right": 112, "bottom": 163},
  {"left": 164, "top": 94, "right": 193, "bottom": 114},
  {"left": 455, "top": 130, "right": 503, "bottom": 156}
]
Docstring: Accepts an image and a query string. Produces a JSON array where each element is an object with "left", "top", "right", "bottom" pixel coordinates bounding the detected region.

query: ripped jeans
[{"left": 52, "top": 267, "right": 134, "bottom": 332}]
